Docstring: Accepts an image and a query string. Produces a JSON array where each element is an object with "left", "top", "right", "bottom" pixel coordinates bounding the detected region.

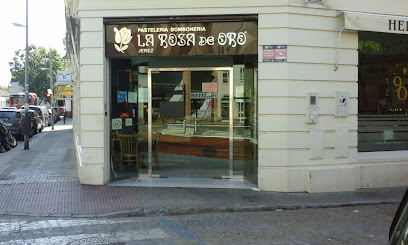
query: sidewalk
[{"left": 0, "top": 118, "right": 405, "bottom": 218}]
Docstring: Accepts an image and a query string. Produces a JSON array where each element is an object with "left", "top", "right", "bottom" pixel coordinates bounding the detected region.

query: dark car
[
  {"left": 389, "top": 188, "right": 408, "bottom": 244},
  {"left": 0, "top": 109, "right": 40, "bottom": 138},
  {"left": 28, "top": 110, "right": 42, "bottom": 135},
  {"left": 0, "top": 109, "right": 24, "bottom": 137},
  {"left": 21, "top": 106, "right": 48, "bottom": 129}
]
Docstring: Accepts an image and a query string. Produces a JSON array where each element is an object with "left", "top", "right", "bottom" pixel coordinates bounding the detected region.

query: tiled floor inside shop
[
  {"left": 110, "top": 153, "right": 257, "bottom": 189},
  {"left": 109, "top": 176, "right": 257, "bottom": 189}
]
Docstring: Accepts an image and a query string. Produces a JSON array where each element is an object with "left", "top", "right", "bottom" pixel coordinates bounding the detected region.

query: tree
[{"left": 9, "top": 45, "right": 65, "bottom": 103}]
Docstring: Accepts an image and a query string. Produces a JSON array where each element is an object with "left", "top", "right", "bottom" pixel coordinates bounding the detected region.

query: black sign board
[{"left": 106, "top": 21, "right": 257, "bottom": 57}]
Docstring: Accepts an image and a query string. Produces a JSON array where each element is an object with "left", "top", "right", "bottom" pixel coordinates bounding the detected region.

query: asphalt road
[{"left": 0, "top": 203, "right": 398, "bottom": 245}]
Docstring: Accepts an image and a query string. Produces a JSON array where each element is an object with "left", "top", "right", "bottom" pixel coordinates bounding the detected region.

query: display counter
[{"left": 148, "top": 123, "right": 255, "bottom": 160}]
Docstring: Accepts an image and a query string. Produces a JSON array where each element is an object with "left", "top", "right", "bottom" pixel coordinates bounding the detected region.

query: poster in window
[
  {"left": 112, "top": 118, "right": 122, "bottom": 130},
  {"left": 128, "top": 92, "right": 137, "bottom": 103},
  {"left": 117, "top": 91, "right": 127, "bottom": 103},
  {"left": 125, "top": 118, "right": 133, "bottom": 126}
]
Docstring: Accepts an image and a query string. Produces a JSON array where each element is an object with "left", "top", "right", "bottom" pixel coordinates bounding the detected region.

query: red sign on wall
[
  {"left": 202, "top": 83, "right": 218, "bottom": 92},
  {"left": 263, "top": 45, "right": 287, "bottom": 62}
]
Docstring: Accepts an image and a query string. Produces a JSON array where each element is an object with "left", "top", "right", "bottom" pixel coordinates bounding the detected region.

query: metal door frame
[{"left": 146, "top": 67, "right": 234, "bottom": 177}]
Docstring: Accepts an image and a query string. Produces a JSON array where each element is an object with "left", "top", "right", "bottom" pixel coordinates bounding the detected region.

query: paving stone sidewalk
[{"left": 0, "top": 118, "right": 405, "bottom": 218}]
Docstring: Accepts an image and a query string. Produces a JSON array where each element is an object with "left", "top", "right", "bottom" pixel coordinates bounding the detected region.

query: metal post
[
  {"left": 23, "top": 0, "right": 29, "bottom": 150},
  {"left": 49, "top": 55, "right": 54, "bottom": 130}
]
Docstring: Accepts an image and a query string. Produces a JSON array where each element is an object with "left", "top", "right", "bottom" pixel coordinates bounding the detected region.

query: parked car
[
  {"left": 37, "top": 106, "right": 51, "bottom": 127},
  {"left": 0, "top": 109, "right": 39, "bottom": 138},
  {"left": 21, "top": 105, "right": 49, "bottom": 129},
  {"left": 389, "top": 188, "right": 408, "bottom": 245},
  {"left": 28, "top": 110, "right": 42, "bottom": 135},
  {"left": 0, "top": 109, "right": 24, "bottom": 138}
]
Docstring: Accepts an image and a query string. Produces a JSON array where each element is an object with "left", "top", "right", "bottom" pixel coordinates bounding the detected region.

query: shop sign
[
  {"left": 263, "top": 45, "right": 287, "bottom": 62},
  {"left": 344, "top": 11, "right": 408, "bottom": 35},
  {"left": 57, "top": 71, "right": 72, "bottom": 85},
  {"left": 202, "top": 83, "right": 217, "bottom": 92},
  {"left": 191, "top": 92, "right": 221, "bottom": 99},
  {"left": 106, "top": 21, "right": 257, "bottom": 57}
]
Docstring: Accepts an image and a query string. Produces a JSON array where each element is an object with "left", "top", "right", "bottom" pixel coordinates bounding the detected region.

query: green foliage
[
  {"left": 9, "top": 45, "right": 65, "bottom": 102},
  {"left": 358, "top": 40, "right": 381, "bottom": 54}
]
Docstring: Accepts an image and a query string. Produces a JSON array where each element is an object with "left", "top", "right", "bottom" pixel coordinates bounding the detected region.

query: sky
[{"left": 0, "top": 0, "right": 66, "bottom": 87}]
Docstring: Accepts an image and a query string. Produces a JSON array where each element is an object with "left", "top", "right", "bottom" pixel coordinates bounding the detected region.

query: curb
[{"left": 0, "top": 199, "right": 399, "bottom": 219}]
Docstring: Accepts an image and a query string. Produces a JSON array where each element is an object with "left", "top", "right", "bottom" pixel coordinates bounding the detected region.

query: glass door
[
  {"left": 147, "top": 68, "right": 233, "bottom": 178},
  {"left": 109, "top": 68, "right": 141, "bottom": 180}
]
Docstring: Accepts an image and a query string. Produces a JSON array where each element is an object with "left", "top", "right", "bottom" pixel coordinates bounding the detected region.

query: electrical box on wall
[
  {"left": 335, "top": 91, "right": 348, "bottom": 117},
  {"left": 306, "top": 93, "right": 318, "bottom": 124}
]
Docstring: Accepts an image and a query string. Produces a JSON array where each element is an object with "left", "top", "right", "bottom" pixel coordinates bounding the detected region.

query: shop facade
[{"left": 65, "top": 0, "right": 408, "bottom": 192}]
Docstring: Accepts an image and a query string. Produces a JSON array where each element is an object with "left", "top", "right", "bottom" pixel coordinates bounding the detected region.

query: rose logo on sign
[{"left": 114, "top": 27, "right": 133, "bottom": 53}]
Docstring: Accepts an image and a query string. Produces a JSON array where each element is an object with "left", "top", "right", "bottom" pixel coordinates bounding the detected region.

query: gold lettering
[{"left": 393, "top": 76, "right": 408, "bottom": 101}]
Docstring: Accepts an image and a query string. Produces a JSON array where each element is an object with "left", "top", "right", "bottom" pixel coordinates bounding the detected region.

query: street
[
  {"left": 0, "top": 117, "right": 403, "bottom": 245},
  {"left": 0, "top": 203, "right": 397, "bottom": 245}
]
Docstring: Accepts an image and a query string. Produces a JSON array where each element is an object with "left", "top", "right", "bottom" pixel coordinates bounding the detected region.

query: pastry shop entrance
[
  {"left": 106, "top": 16, "right": 259, "bottom": 184},
  {"left": 149, "top": 67, "right": 236, "bottom": 178},
  {"left": 110, "top": 63, "right": 258, "bottom": 183}
]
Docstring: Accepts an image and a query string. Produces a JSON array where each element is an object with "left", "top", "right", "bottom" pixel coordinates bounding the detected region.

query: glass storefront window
[
  {"left": 109, "top": 55, "right": 258, "bottom": 183},
  {"left": 358, "top": 32, "right": 408, "bottom": 152}
]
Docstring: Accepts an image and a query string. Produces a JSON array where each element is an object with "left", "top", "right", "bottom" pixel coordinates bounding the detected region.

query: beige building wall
[
  {"left": 69, "top": 0, "right": 408, "bottom": 192},
  {"left": 257, "top": 6, "right": 359, "bottom": 192},
  {"left": 75, "top": 16, "right": 107, "bottom": 185}
]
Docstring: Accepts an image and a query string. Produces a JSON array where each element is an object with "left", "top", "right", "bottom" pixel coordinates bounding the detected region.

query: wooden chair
[{"left": 116, "top": 133, "right": 139, "bottom": 171}]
